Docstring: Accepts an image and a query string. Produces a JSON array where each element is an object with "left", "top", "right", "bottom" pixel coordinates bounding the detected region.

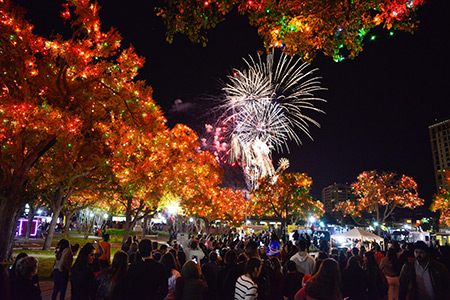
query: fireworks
[{"left": 218, "top": 51, "right": 326, "bottom": 189}]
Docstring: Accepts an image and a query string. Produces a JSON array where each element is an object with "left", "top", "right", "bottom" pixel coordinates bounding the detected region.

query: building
[
  {"left": 322, "top": 183, "right": 357, "bottom": 219},
  {"left": 429, "top": 118, "right": 450, "bottom": 192}
]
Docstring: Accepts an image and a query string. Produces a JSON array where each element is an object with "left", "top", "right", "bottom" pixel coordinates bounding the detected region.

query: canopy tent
[{"left": 331, "top": 227, "right": 384, "bottom": 243}]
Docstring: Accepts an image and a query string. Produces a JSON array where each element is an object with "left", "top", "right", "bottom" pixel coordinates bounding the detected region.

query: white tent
[{"left": 331, "top": 227, "right": 384, "bottom": 243}]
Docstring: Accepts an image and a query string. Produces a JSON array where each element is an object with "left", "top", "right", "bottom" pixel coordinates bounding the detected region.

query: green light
[
  {"left": 370, "top": 35, "right": 376, "bottom": 40},
  {"left": 389, "top": 31, "right": 394, "bottom": 36},
  {"left": 68, "top": 144, "right": 72, "bottom": 147}
]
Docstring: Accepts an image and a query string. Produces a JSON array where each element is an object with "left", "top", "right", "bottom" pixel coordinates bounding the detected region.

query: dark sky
[{"left": 14, "top": 0, "right": 450, "bottom": 203}]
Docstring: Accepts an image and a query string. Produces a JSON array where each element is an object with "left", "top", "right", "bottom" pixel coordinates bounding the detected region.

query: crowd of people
[{"left": 2, "top": 230, "right": 450, "bottom": 300}]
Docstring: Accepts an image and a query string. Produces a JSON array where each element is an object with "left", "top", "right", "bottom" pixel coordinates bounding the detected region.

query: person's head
[
  {"left": 306, "top": 258, "right": 341, "bottom": 299},
  {"left": 58, "top": 239, "right": 70, "bottom": 251},
  {"left": 208, "top": 251, "right": 218, "bottom": 263},
  {"left": 245, "top": 257, "right": 262, "bottom": 280},
  {"left": 75, "top": 243, "right": 96, "bottom": 268},
  {"left": 12, "top": 253, "right": 28, "bottom": 270},
  {"left": 160, "top": 244, "right": 168, "bottom": 254},
  {"left": 351, "top": 247, "right": 359, "bottom": 256},
  {"left": 286, "top": 260, "right": 297, "bottom": 273},
  {"left": 111, "top": 250, "right": 128, "bottom": 270},
  {"left": 15, "top": 256, "right": 38, "bottom": 280},
  {"left": 345, "top": 256, "right": 361, "bottom": 270},
  {"left": 364, "top": 251, "right": 379, "bottom": 270},
  {"left": 130, "top": 242, "right": 138, "bottom": 252},
  {"left": 152, "top": 241, "right": 159, "bottom": 251},
  {"left": 317, "top": 251, "right": 328, "bottom": 260},
  {"left": 225, "top": 250, "right": 238, "bottom": 265},
  {"left": 270, "top": 256, "right": 282, "bottom": 273},
  {"left": 190, "top": 240, "right": 198, "bottom": 250},
  {"left": 161, "top": 252, "right": 177, "bottom": 279},
  {"left": 298, "top": 240, "right": 307, "bottom": 252},
  {"left": 139, "top": 239, "right": 153, "bottom": 258},
  {"left": 245, "top": 241, "right": 259, "bottom": 257},
  {"left": 181, "top": 260, "right": 200, "bottom": 279},
  {"left": 71, "top": 243, "right": 80, "bottom": 255},
  {"left": 102, "top": 233, "right": 110, "bottom": 242},
  {"left": 414, "top": 241, "right": 429, "bottom": 263}
]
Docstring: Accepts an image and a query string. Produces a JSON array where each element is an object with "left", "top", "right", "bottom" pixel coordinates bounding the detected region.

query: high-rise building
[
  {"left": 321, "top": 183, "right": 357, "bottom": 218},
  {"left": 429, "top": 118, "right": 450, "bottom": 191}
]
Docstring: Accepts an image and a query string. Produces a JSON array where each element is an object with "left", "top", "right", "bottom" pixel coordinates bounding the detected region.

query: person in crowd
[
  {"left": 202, "top": 251, "right": 220, "bottom": 300},
  {"left": 71, "top": 243, "right": 97, "bottom": 300},
  {"left": 175, "top": 260, "right": 208, "bottom": 300},
  {"left": 96, "top": 250, "right": 128, "bottom": 300},
  {"left": 374, "top": 244, "right": 385, "bottom": 266},
  {"left": 97, "top": 233, "right": 112, "bottom": 269},
  {"left": 8, "top": 252, "right": 28, "bottom": 282},
  {"left": 234, "top": 257, "right": 262, "bottom": 300},
  {"left": 71, "top": 243, "right": 80, "bottom": 256},
  {"left": 283, "top": 260, "right": 303, "bottom": 300},
  {"left": 399, "top": 241, "right": 450, "bottom": 300},
  {"left": 319, "top": 239, "right": 330, "bottom": 254},
  {"left": 294, "top": 258, "right": 342, "bottom": 300},
  {"left": 268, "top": 256, "right": 284, "bottom": 300},
  {"left": 218, "top": 250, "right": 242, "bottom": 300},
  {"left": 380, "top": 248, "right": 401, "bottom": 300},
  {"left": 52, "top": 239, "right": 73, "bottom": 300},
  {"left": 161, "top": 252, "right": 181, "bottom": 300},
  {"left": 365, "top": 251, "right": 388, "bottom": 300},
  {"left": 266, "top": 233, "right": 280, "bottom": 257},
  {"left": 127, "top": 242, "right": 138, "bottom": 263},
  {"left": 124, "top": 239, "right": 168, "bottom": 299},
  {"left": 121, "top": 236, "right": 132, "bottom": 253},
  {"left": 350, "top": 247, "right": 365, "bottom": 268},
  {"left": 186, "top": 239, "right": 205, "bottom": 262},
  {"left": 290, "top": 240, "right": 315, "bottom": 275},
  {"left": 280, "top": 244, "right": 289, "bottom": 264},
  {"left": 341, "top": 256, "right": 369, "bottom": 300},
  {"left": 10, "top": 256, "right": 42, "bottom": 300}
]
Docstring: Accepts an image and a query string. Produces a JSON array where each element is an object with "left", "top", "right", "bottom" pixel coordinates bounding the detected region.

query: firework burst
[{"left": 217, "top": 50, "right": 326, "bottom": 189}]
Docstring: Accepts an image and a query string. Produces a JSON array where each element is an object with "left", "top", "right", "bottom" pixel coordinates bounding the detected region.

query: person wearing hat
[{"left": 399, "top": 241, "right": 450, "bottom": 300}]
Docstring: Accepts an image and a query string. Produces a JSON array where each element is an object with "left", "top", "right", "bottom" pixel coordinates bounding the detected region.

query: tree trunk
[
  {"left": 25, "top": 204, "right": 36, "bottom": 241},
  {"left": 43, "top": 207, "right": 62, "bottom": 250},
  {"left": 0, "top": 200, "right": 22, "bottom": 262},
  {"left": 142, "top": 215, "right": 149, "bottom": 239},
  {"left": 63, "top": 212, "right": 74, "bottom": 238}
]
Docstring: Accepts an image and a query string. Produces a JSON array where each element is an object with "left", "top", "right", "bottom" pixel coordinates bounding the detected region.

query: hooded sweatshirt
[{"left": 290, "top": 252, "right": 315, "bottom": 275}]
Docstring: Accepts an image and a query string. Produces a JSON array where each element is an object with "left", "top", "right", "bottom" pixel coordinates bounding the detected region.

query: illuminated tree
[
  {"left": 253, "top": 172, "right": 324, "bottom": 228},
  {"left": 335, "top": 170, "right": 424, "bottom": 234},
  {"left": 157, "top": 0, "right": 424, "bottom": 62},
  {"left": 0, "top": 0, "right": 159, "bottom": 260},
  {"left": 431, "top": 170, "right": 450, "bottom": 227}
]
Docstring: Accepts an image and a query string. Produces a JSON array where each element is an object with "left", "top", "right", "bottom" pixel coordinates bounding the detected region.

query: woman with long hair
[
  {"left": 380, "top": 248, "right": 401, "bottom": 300},
  {"left": 161, "top": 252, "right": 181, "bottom": 300},
  {"left": 341, "top": 256, "right": 369, "bottom": 300},
  {"left": 52, "top": 239, "right": 73, "bottom": 300},
  {"left": 365, "top": 251, "right": 388, "bottom": 300},
  {"left": 294, "top": 258, "right": 342, "bottom": 300},
  {"left": 234, "top": 257, "right": 262, "bottom": 300},
  {"left": 175, "top": 260, "right": 207, "bottom": 300},
  {"left": 71, "top": 243, "right": 96, "bottom": 300},
  {"left": 96, "top": 250, "right": 129, "bottom": 300}
]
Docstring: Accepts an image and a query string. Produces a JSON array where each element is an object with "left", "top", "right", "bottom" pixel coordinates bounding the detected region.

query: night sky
[{"left": 13, "top": 0, "right": 450, "bottom": 204}]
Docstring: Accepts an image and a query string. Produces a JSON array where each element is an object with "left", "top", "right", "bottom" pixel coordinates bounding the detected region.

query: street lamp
[{"left": 309, "top": 216, "right": 316, "bottom": 223}]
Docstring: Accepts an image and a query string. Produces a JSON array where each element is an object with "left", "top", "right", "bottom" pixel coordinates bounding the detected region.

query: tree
[
  {"left": 157, "top": 0, "right": 424, "bottom": 61},
  {"left": 431, "top": 170, "right": 450, "bottom": 227},
  {"left": 253, "top": 172, "right": 324, "bottom": 229},
  {"left": 0, "top": 0, "right": 163, "bottom": 261},
  {"left": 335, "top": 170, "right": 424, "bottom": 234}
]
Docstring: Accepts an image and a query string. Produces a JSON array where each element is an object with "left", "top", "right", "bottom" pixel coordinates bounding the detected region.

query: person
[
  {"left": 175, "top": 260, "right": 208, "bottom": 300},
  {"left": 201, "top": 251, "right": 220, "bottom": 300},
  {"left": 218, "top": 250, "right": 242, "bottom": 300},
  {"left": 97, "top": 233, "right": 112, "bottom": 269},
  {"left": 268, "top": 256, "right": 284, "bottom": 300},
  {"left": 52, "top": 239, "right": 73, "bottom": 300},
  {"left": 161, "top": 252, "right": 181, "bottom": 300},
  {"left": 96, "top": 250, "right": 128, "bottom": 300},
  {"left": 399, "top": 241, "right": 450, "bottom": 300},
  {"left": 290, "top": 240, "right": 315, "bottom": 275},
  {"left": 365, "top": 251, "right": 388, "bottom": 300},
  {"left": 185, "top": 239, "right": 205, "bottom": 262},
  {"left": 121, "top": 236, "right": 132, "bottom": 252},
  {"left": 374, "top": 244, "right": 385, "bottom": 266},
  {"left": 71, "top": 243, "right": 97, "bottom": 300},
  {"left": 8, "top": 252, "right": 29, "bottom": 282},
  {"left": 234, "top": 257, "right": 262, "bottom": 300},
  {"left": 294, "top": 258, "right": 342, "bottom": 300},
  {"left": 283, "top": 260, "right": 303, "bottom": 300},
  {"left": 380, "top": 248, "right": 401, "bottom": 300},
  {"left": 341, "top": 256, "right": 369, "bottom": 300},
  {"left": 124, "top": 239, "right": 168, "bottom": 299},
  {"left": 266, "top": 233, "right": 280, "bottom": 257},
  {"left": 10, "top": 256, "right": 42, "bottom": 300}
]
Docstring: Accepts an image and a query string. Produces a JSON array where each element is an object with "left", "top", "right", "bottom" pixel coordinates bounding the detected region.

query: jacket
[{"left": 398, "top": 258, "right": 450, "bottom": 300}]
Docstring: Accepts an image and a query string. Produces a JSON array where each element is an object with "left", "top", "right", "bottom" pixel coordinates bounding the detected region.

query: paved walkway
[{"left": 40, "top": 280, "right": 71, "bottom": 300}]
